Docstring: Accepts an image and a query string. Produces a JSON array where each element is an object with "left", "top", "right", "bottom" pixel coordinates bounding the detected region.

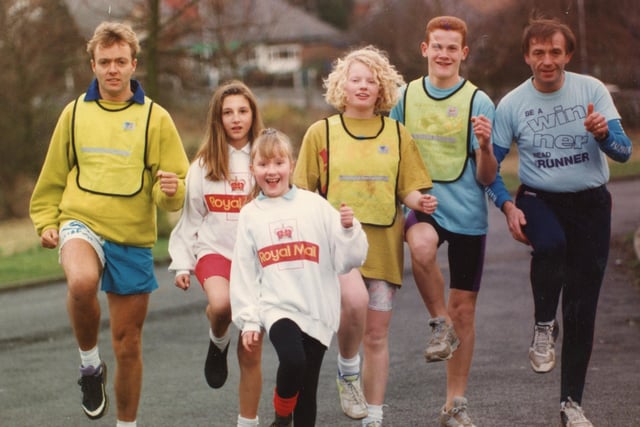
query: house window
[{"left": 255, "top": 44, "right": 301, "bottom": 74}]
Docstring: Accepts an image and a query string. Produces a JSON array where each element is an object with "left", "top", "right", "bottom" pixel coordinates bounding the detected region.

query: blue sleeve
[
  {"left": 598, "top": 119, "right": 632, "bottom": 162},
  {"left": 389, "top": 86, "right": 406, "bottom": 123},
  {"left": 485, "top": 144, "right": 513, "bottom": 209},
  {"left": 470, "top": 90, "right": 495, "bottom": 149}
]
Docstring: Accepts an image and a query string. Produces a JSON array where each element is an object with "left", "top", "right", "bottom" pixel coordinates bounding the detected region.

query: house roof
[
  {"left": 65, "top": 0, "right": 139, "bottom": 39},
  {"left": 66, "top": 0, "right": 345, "bottom": 46},
  {"left": 208, "top": 0, "right": 345, "bottom": 44}
]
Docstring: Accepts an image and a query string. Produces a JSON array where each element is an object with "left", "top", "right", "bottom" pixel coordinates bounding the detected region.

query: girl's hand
[
  {"left": 339, "top": 203, "right": 354, "bottom": 228},
  {"left": 241, "top": 331, "right": 261, "bottom": 352},
  {"left": 175, "top": 274, "right": 190, "bottom": 290},
  {"left": 418, "top": 194, "right": 438, "bottom": 214}
]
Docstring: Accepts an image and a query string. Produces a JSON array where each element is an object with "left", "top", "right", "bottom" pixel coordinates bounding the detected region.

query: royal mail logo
[
  {"left": 276, "top": 224, "right": 293, "bottom": 240},
  {"left": 229, "top": 177, "right": 246, "bottom": 192},
  {"left": 205, "top": 194, "right": 246, "bottom": 213},
  {"left": 258, "top": 241, "right": 319, "bottom": 267}
]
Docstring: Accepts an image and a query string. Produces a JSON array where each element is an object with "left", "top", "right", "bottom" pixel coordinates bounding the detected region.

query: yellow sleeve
[
  {"left": 397, "top": 122, "right": 433, "bottom": 200},
  {"left": 29, "top": 102, "right": 76, "bottom": 236},
  {"left": 293, "top": 119, "right": 327, "bottom": 194},
  {"left": 147, "top": 103, "right": 190, "bottom": 212}
]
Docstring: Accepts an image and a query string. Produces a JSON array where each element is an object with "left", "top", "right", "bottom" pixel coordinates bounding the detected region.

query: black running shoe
[
  {"left": 204, "top": 341, "right": 229, "bottom": 388},
  {"left": 78, "top": 362, "right": 108, "bottom": 419},
  {"left": 269, "top": 413, "right": 293, "bottom": 427}
]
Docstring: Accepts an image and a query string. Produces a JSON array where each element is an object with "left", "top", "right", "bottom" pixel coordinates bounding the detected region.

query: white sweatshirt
[
  {"left": 230, "top": 186, "right": 368, "bottom": 347},
  {"left": 168, "top": 144, "right": 252, "bottom": 275}
]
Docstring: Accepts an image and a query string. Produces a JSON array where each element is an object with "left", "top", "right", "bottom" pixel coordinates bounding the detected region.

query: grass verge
[{"left": 0, "top": 238, "right": 170, "bottom": 290}]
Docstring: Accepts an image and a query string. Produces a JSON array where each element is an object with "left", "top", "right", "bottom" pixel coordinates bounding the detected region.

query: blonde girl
[{"left": 294, "top": 45, "right": 438, "bottom": 426}]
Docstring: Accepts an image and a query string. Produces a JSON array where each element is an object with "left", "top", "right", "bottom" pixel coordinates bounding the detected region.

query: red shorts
[{"left": 194, "top": 254, "right": 231, "bottom": 287}]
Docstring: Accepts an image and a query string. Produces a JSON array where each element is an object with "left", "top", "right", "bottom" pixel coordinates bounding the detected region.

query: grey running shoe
[
  {"left": 204, "top": 341, "right": 229, "bottom": 388},
  {"left": 439, "top": 396, "right": 476, "bottom": 427},
  {"left": 529, "top": 320, "right": 559, "bottom": 373},
  {"left": 363, "top": 420, "right": 382, "bottom": 427},
  {"left": 336, "top": 373, "right": 368, "bottom": 419},
  {"left": 269, "top": 413, "right": 293, "bottom": 427},
  {"left": 425, "top": 317, "right": 460, "bottom": 362},
  {"left": 561, "top": 398, "right": 593, "bottom": 427},
  {"left": 78, "top": 362, "right": 108, "bottom": 420}
]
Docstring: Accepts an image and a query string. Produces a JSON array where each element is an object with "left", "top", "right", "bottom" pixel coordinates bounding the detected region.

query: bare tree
[
  {"left": 139, "top": 0, "right": 203, "bottom": 99},
  {"left": 351, "top": 0, "right": 640, "bottom": 105},
  {"left": 196, "top": 0, "right": 285, "bottom": 81},
  {"left": 0, "top": 0, "right": 84, "bottom": 218}
]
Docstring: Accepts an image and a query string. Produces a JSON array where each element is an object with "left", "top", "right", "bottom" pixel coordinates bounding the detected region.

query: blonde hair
[
  {"left": 87, "top": 21, "right": 140, "bottom": 60},
  {"left": 196, "top": 80, "right": 264, "bottom": 181},
  {"left": 247, "top": 128, "right": 295, "bottom": 201},
  {"left": 323, "top": 45, "right": 405, "bottom": 114}
]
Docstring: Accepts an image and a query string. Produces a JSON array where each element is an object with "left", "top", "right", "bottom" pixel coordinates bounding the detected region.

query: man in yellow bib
[
  {"left": 29, "top": 22, "right": 189, "bottom": 427},
  {"left": 390, "top": 16, "right": 497, "bottom": 427}
]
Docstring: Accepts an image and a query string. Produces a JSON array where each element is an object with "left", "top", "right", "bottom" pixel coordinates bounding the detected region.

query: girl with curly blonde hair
[
  {"left": 323, "top": 45, "right": 405, "bottom": 114},
  {"left": 293, "top": 45, "right": 437, "bottom": 426}
]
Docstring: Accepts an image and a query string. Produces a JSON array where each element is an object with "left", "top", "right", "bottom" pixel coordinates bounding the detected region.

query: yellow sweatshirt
[{"left": 30, "top": 94, "right": 189, "bottom": 247}]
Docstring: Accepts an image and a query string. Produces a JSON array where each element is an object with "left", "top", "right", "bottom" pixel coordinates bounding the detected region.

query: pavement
[{"left": 0, "top": 179, "right": 639, "bottom": 426}]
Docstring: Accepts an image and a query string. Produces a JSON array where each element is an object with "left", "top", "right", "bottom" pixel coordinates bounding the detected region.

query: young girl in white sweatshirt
[
  {"left": 167, "top": 80, "right": 264, "bottom": 427},
  {"left": 230, "top": 128, "right": 368, "bottom": 427}
]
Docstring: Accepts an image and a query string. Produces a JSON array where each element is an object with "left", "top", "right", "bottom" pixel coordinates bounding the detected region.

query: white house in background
[
  {"left": 197, "top": 0, "right": 348, "bottom": 84},
  {"left": 253, "top": 43, "right": 302, "bottom": 75}
]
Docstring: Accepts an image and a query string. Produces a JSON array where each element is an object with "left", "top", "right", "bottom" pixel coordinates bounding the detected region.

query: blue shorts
[
  {"left": 59, "top": 220, "right": 158, "bottom": 295},
  {"left": 102, "top": 241, "right": 158, "bottom": 295}
]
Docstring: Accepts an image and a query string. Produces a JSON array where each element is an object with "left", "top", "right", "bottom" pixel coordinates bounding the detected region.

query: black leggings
[
  {"left": 516, "top": 184, "right": 611, "bottom": 404},
  {"left": 269, "top": 318, "right": 327, "bottom": 427}
]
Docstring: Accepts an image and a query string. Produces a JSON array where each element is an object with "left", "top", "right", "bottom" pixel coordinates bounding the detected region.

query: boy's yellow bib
[{"left": 404, "top": 78, "right": 477, "bottom": 182}]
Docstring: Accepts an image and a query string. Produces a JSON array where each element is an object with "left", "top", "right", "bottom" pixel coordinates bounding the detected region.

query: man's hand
[
  {"left": 157, "top": 170, "right": 179, "bottom": 196},
  {"left": 40, "top": 228, "right": 59, "bottom": 249},
  {"left": 503, "top": 201, "right": 529, "bottom": 245},
  {"left": 584, "top": 103, "right": 608, "bottom": 141}
]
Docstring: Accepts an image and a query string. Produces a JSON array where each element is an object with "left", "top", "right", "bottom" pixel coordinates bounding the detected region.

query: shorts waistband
[{"left": 518, "top": 184, "right": 608, "bottom": 202}]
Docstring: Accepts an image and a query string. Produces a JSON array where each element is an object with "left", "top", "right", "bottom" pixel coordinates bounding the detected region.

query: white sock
[
  {"left": 362, "top": 404, "right": 383, "bottom": 425},
  {"left": 237, "top": 415, "right": 259, "bottom": 427},
  {"left": 538, "top": 319, "right": 555, "bottom": 326},
  {"left": 116, "top": 420, "right": 136, "bottom": 427},
  {"left": 209, "top": 328, "right": 230, "bottom": 351},
  {"left": 79, "top": 346, "right": 101, "bottom": 369},
  {"left": 338, "top": 353, "right": 361, "bottom": 377}
]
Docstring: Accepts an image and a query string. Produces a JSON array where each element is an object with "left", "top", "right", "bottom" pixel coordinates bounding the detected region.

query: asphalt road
[{"left": 1, "top": 179, "right": 639, "bottom": 426}]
